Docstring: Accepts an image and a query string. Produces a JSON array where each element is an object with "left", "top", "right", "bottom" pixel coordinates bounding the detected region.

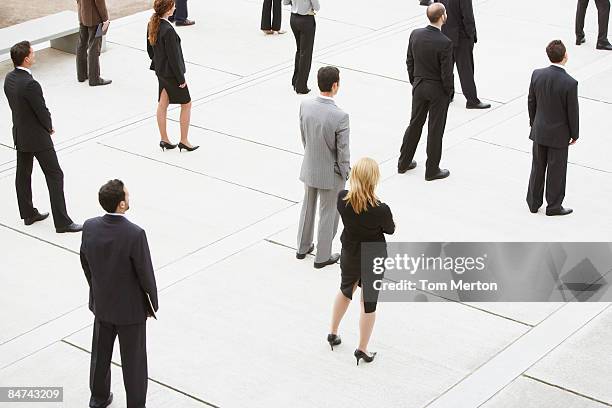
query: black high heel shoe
[
  {"left": 178, "top": 142, "right": 199, "bottom": 152},
  {"left": 327, "top": 334, "right": 341, "bottom": 351},
  {"left": 354, "top": 349, "right": 377, "bottom": 366},
  {"left": 160, "top": 141, "right": 177, "bottom": 151}
]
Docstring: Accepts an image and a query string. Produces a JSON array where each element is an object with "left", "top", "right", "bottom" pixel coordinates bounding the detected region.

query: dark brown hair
[
  {"left": 546, "top": 40, "right": 566, "bottom": 63},
  {"left": 148, "top": 0, "right": 175, "bottom": 45},
  {"left": 10, "top": 41, "right": 31, "bottom": 67},
  {"left": 98, "top": 179, "right": 126, "bottom": 213}
]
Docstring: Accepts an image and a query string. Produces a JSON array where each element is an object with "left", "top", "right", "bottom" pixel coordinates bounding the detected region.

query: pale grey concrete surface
[{"left": 1, "top": 1, "right": 611, "bottom": 407}]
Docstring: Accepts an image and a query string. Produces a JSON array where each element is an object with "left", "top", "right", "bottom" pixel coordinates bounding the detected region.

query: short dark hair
[
  {"left": 317, "top": 66, "right": 340, "bottom": 92},
  {"left": 427, "top": 4, "right": 446, "bottom": 23},
  {"left": 98, "top": 179, "right": 126, "bottom": 213},
  {"left": 546, "top": 40, "right": 566, "bottom": 63},
  {"left": 10, "top": 41, "right": 31, "bottom": 67}
]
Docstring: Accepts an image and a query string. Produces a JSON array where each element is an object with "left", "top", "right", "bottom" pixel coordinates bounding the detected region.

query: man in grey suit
[{"left": 296, "top": 66, "right": 350, "bottom": 269}]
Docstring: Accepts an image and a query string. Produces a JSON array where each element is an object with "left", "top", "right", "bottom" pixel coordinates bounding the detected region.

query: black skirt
[
  {"left": 157, "top": 75, "right": 191, "bottom": 105},
  {"left": 340, "top": 251, "right": 382, "bottom": 314}
]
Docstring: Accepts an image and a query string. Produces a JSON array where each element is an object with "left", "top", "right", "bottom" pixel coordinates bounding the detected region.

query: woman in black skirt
[
  {"left": 327, "top": 158, "right": 395, "bottom": 365},
  {"left": 147, "top": 0, "right": 198, "bottom": 152}
]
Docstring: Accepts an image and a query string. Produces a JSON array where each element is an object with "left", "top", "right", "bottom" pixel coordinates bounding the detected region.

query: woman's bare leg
[
  {"left": 330, "top": 283, "right": 358, "bottom": 334},
  {"left": 358, "top": 292, "right": 376, "bottom": 353},
  {"left": 179, "top": 101, "right": 192, "bottom": 145},
  {"left": 157, "top": 89, "right": 170, "bottom": 142}
]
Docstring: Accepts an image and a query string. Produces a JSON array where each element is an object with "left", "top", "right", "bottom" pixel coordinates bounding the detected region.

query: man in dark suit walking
[
  {"left": 4, "top": 41, "right": 81, "bottom": 233},
  {"left": 80, "top": 179, "right": 158, "bottom": 408},
  {"left": 527, "top": 40, "right": 579, "bottom": 216},
  {"left": 435, "top": 0, "right": 490, "bottom": 109},
  {"left": 398, "top": 3, "right": 454, "bottom": 181},
  {"left": 76, "top": 0, "right": 112, "bottom": 86},
  {"left": 575, "top": 0, "right": 612, "bottom": 50}
]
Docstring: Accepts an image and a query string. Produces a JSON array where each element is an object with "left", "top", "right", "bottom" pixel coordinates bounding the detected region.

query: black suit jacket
[
  {"left": 528, "top": 65, "right": 579, "bottom": 148},
  {"left": 3, "top": 69, "right": 54, "bottom": 152},
  {"left": 407, "top": 25, "right": 455, "bottom": 95},
  {"left": 435, "top": 0, "right": 477, "bottom": 43},
  {"left": 147, "top": 20, "right": 187, "bottom": 84},
  {"left": 80, "top": 215, "right": 159, "bottom": 325}
]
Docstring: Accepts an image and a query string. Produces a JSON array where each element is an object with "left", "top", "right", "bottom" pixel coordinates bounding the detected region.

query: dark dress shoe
[
  {"left": 419, "top": 0, "right": 432, "bottom": 5},
  {"left": 24, "top": 211, "right": 49, "bottom": 226},
  {"left": 327, "top": 333, "right": 341, "bottom": 350},
  {"left": 425, "top": 169, "right": 450, "bottom": 181},
  {"left": 296, "top": 243, "right": 315, "bottom": 259},
  {"left": 529, "top": 207, "right": 539, "bottom": 214},
  {"left": 576, "top": 36, "right": 586, "bottom": 45},
  {"left": 56, "top": 223, "right": 83, "bottom": 233},
  {"left": 296, "top": 88, "right": 311, "bottom": 95},
  {"left": 546, "top": 207, "right": 573, "bottom": 216},
  {"left": 175, "top": 19, "right": 196, "bottom": 26},
  {"left": 596, "top": 42, "right": 612, "bottom": 50},
  {"left": 78, "top": 76, "right": 88, "bottom": 83},
  {"left": 92, "top": 392, "right": 113, "bottom": 408},
  {"left": 314, "top": 253, "right": 340, "bottom": 269},
  {"left": 398, "top": 160, "right": 417, "bottom": 174},
  {"left": 466, "top": 101, "right": 491, "bottom": 109},
  {"left": 90, "top": 78, "right": 112, "bottom": 86}
]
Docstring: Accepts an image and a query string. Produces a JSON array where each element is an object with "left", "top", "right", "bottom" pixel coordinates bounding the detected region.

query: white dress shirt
[{"left": 283, "top": 0, "right": 320, "bottom": 15}]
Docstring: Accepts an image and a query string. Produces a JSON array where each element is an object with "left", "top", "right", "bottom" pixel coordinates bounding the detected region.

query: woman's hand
[{"left": 179, "top": 82, "right": 187, "bottom": 88}]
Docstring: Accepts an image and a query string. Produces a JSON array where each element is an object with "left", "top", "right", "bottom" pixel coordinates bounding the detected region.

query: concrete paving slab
[
  {"left": 0, "top": 44, "right": 237, "bottom": 151},
  {"left": 178, "top": 63, "right": 499, "bottom": 161},
  {"left": 581, "top": 67, "right": 612, "bottom": 104},
  {"left": 65, "top": 241, "right": 527, "bottom": 408},
  {"left": 107, "top": 1, "right": 370, "bottom": 77},
  {"left": 482, "top": 375, "right": 609, "bottom": 408},
  {"left": 321, "top": 11, "right": 608, "bottom": 104},
  {"left": 526, "top": 306, "right": 612, "bottom": 405},
  {"left": 0, "top": 228, "right": 87, "bottom": 345},
  {"left": 0, "top": 144, "right": 290, "bottom": 265},
  {"left": 473, "top": 98, "right": 612, "bottom": 173},
  {"left": 99, "top": 118, "right": 304, "bottom": 202},
  {"left": 0, "top": 342, "right": 205, "bottom": 407},
  {"left": 0, "top": 145, "right": 13, "bottom": 165}
]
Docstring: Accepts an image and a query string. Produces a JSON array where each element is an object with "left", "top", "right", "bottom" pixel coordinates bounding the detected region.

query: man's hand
[
  {"left": 50, "top": 128, "right": 55, "bottom": 135},
  {"left": 179, "top": 82, "right": 187, "bottom": 88},
  {"left": 102, "top": 20, "right": 110, "bottom": 33},
  {"left": 569, "top": 138, "right": 577, "bottom": 145}
]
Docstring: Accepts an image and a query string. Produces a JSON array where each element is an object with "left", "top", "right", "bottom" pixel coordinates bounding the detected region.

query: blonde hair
[
  {"left": 344, "top": 157, "right": 381, "bottom": 214},
  {"left": 148, "top": 0, "right": 175, "bottom": 45}
]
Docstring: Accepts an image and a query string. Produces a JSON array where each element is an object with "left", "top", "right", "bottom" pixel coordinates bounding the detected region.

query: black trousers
[
  {"left": 453, "top": 37, "right": 479, "bottom": 104},
  {"left": 261, "top": 0, "right": 282, "bottom": 31},
  {"left": 90, "top": 319, "right": 148, "bottom": 408},
  {"left": 16, "top": 149, "right": 72, "bottom": 228},
  {"left": 172, "top": 0, "right": 189, "bottom": 21},
  {"left": 527, "top": 142, "right": 568, "bottom": 212},
  {"left": 398, "top": 80, "right": 450, "bottom": 175},
  {"left": 290, "top": 14, "right": 316, "bottom": 92},
  {"left": 77, "top": 24, "right": 103, "bottom": 85},
  {"left": 576, "top": 0, "right": 610, "bottom": 43}
]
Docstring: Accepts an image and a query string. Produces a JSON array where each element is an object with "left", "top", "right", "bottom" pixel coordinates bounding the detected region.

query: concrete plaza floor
[{"left": 1, "top": 1, "right": 612, "bottom": 407}]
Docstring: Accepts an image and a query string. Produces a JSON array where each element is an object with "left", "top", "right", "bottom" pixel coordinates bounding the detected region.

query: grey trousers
[
  {"left": 76, "top": 24, "right": 102, "bottom": 84},
  {"left": 296, "top": 175, "right": 344, "bottom": 263}
]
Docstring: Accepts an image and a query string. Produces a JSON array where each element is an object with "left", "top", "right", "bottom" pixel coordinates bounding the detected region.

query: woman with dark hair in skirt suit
[
  {"left": 327, "top": 158, "right": 395, "bottom": 366},
  {"left": 147, "top": 0, "right": 198, "bottom": 152}
]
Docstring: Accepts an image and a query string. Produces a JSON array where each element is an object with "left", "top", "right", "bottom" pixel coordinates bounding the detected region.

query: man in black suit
[
  {"left": 527, "top": 40, "right": 579, "bottom": 216},
  {"left": 80, "top": 179, "right": 158, "bottom": 408},
  {"left": 435, "top": 0, "right": 490, "bottom": 109},
  {"left": 3, "top": 41, "right": 81, "bottom": 233},
  {"left": 398, "top": 3, "right": 454, "bottom": 181},
  {"left": 576, "top": 0, "right": 612, "bottom": 50}
]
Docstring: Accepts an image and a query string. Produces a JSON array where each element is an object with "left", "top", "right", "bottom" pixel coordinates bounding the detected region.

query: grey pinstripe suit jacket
[{"left": 299, "top": 97, "right": 350, "bottom": 190}]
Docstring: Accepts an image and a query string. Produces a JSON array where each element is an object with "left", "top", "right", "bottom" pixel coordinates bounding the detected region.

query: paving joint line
[
  {"left": 61, "top": 339, "right": 221, "bottom": 408},
  {"left": 520, "top": 374, "right": 612, "bottom": 407}
]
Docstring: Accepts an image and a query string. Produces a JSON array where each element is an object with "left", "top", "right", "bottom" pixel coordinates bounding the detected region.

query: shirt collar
[
  {"left": 105, "top": 212, "right": 126, "bottom": 217},
  {"left": 319, "top": 94, "right": 334, "bottom": 100},
  {"left": 16, "top": 66, "right": 31, "bottom": 75}
]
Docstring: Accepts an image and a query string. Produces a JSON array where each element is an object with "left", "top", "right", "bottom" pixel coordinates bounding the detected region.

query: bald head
[{"left": 426, "top": 3, "right": 446, "bottom": 24}]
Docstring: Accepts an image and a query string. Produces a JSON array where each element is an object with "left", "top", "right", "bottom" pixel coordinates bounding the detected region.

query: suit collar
[
  {"left": 15, "top": 67, "right": 32, "bottom": 76},
  {"left": 426, "top": 24, "right": 442, "bottom": 32},
  {"left": 316, "top": 96, "right": 336, "bottom": 105},
  {"left": 102, "top": 214, "right": 128, "bottom": 223}
]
